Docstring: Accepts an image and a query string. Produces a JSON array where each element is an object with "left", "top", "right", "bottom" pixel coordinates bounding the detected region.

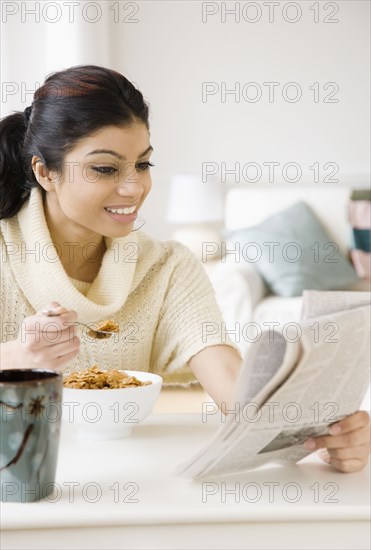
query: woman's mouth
[
  {"left": 104, "top": 206, "right": 138, "bottom": 223},
  {"left": 105, "top": 206, "right": 136, "bottom": 215}
]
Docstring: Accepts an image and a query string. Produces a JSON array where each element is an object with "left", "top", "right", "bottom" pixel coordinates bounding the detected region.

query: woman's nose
[{"left": 116, "top": 165, "right": 143, "bottom": 195}]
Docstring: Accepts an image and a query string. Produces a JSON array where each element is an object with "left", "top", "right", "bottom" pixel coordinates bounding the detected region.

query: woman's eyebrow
[{"left": 85, "top": 146, "right": 153, "bottom": 160}]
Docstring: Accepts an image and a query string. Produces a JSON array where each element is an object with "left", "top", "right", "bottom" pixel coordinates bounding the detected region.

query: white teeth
[{"left": 106, "top": 206, "right": 136, "bottom": 215}]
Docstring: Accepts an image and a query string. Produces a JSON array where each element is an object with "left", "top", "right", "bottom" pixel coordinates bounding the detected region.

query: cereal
[
  {"left": 97, "top": 320, "right": 119, "bottom": 332},
  {"left": 87, "top": 319, "right": 119, "bottom": 339},
  {"left": 63, "top": 366, "right": 152, "bottom": 389}
]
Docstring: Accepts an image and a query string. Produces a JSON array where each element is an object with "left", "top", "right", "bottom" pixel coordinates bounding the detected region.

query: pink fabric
[
  {"left": 350, "top": 249, "right": 371, "bottom": 281},
  {"left": 348, "top": 201, "right": 371, "bottom": 229}
]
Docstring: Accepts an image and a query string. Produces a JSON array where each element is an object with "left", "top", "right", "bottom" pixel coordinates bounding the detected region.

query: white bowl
[{"left": 62, "top": 371, "right": 162, "bottom": 440}]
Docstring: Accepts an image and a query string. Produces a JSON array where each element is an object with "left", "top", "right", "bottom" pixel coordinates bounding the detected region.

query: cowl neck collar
[{"left": 1, "top": 187, "right": 138, "bottom": 322}]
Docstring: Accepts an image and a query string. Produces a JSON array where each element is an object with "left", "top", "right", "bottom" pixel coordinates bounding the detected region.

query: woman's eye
[
  {"left": 92, "top": 166, "right": 117, "bottom": 176},
  {"left": 91, "top": 162, "right": 154, "bottom": 177},
  {"left": 136, "top": 162, "right": 155, "bottom": 172}
]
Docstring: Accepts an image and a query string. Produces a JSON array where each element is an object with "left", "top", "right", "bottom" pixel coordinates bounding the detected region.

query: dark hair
[{"left": 0, "top": 65, "right": 150, "bottom": 219}]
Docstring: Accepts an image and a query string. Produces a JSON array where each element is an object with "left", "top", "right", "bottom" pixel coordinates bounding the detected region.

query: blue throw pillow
[{"left": 224, "top": 201, "right": 359, "bottom": 297}]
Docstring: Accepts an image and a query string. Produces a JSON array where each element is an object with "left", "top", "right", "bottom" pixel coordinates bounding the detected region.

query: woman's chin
[{"left": 102, "top": 224, "right": 135, "bottom": 240}]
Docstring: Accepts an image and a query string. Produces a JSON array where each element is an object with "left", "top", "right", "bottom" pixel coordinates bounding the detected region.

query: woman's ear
[{"left": 31, "top": 156, "right": 58, "bottom": 191}]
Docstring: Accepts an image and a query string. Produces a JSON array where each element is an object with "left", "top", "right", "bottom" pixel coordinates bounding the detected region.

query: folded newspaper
[{"left": 176, "top": 290, "right": 371, "bottom": 479}]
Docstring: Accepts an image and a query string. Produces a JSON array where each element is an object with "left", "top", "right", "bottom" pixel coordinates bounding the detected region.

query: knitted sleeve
[{"left": 150, "top": 243, "right": 242, "bottom": 386}]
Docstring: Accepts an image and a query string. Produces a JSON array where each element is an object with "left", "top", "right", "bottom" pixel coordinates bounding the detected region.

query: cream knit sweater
[{"left": 0, "top": 188, "right": 240, "bottom": 385}]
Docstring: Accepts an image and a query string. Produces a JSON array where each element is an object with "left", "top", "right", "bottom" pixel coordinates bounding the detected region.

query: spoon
[{"left": 41, "top": 309, "right": 114, "bottom": 339}]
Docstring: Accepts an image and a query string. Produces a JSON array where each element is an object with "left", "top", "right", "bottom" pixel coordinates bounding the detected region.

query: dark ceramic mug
[{"left": 0, "top": 369, "right": 63, "bottom": 502}]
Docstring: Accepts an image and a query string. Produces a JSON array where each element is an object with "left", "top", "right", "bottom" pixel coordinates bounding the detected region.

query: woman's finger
[
  {"left": 39, "top": 322, "right": 78, "bottom": 346},
  {"left": 327, "top": 457, "right": 366, "bottom": 473},
  {"left": 35, "top": 336, "right": 80, "bottom": 361},
  {"left": 326, "top": 445, "right": 370, "bottom": 461},
  {"left": 328, "top": 411, "right": 370, "bottom": 435},
  {"left": 305, "top": 425, "right": 369, "bottom": 450}
]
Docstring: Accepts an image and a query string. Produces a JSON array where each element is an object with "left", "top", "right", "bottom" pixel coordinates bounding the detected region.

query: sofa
[{"left": 203, "top": 186, "right": 370, "bottom": 409}]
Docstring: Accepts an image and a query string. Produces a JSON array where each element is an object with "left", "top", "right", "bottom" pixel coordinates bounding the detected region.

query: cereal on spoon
[{"left": 87, "top": 319, "right": 119, "bottom": 340}]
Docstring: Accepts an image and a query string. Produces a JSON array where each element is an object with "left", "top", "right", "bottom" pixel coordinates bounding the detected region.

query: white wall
[
  {"left": 1, "top": 1, "right": 369, "bottom": 240},
  {"left": 0, "top": 1, "right": 113, "bottom": 103}
]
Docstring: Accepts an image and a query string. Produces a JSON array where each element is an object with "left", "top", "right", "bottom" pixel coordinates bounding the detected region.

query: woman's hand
[
  {"left": 5, "top": 301, "right": 80, "bottom": 371},
  {"left": 304, "top": 411, "right": 370, "bottom": 473}
]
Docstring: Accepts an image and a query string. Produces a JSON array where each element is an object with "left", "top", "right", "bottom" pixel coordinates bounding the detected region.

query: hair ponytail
[
  {"left": 0, "top": 64, "right": 150, "bottom": 221},
  {"left": 0, "top": 111, "right": 32, "bottom": 219}
]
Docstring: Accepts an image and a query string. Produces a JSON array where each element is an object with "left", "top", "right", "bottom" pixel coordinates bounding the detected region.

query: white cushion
[
  {"left": 225, "top": 186, "right": 351, "bottom": 254},
  {"left": 205, "top": 261, "right": 261, "bottom": 327},
  {"left": 253, "top": 296, "right": 303, "bottom": 326}
]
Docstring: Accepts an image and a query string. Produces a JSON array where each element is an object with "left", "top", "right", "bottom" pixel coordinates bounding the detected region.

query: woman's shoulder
[
  {"left": 133, "top": 230, "right": 210, "bottom": 298},
  {"left": 128, "top": 231, "right": 199, "bottom": 291}
]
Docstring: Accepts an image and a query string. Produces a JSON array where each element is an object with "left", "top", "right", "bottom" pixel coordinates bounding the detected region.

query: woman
[{"left": 0, "top": 65, "right": 369, "bottom": 472}]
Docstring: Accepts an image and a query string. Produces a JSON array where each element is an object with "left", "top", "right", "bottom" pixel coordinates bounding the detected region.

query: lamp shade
[{"left": 166, "top": 174, "right": 224, "bottom": 224}]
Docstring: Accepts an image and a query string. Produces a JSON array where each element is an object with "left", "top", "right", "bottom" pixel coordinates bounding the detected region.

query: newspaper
[{"left": 176, "top": 291, "right": 371, "bottom": 479}]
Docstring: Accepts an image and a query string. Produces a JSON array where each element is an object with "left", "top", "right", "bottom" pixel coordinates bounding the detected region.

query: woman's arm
[
  {"left": 188, "top": 345, "right": 242, "bottom": 414},
  {"left": 189, "top": 345, "right": 370, "bottom": 473}
]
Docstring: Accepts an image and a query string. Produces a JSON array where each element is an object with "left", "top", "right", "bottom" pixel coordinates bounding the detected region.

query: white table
[{"left": 1, "top": 413, "right": 370, "bottom": 550}]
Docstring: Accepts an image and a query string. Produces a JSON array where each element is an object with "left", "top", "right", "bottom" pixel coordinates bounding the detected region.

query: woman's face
[{"left": 37, "top": 122, "right": 153, "bottom": 240}]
